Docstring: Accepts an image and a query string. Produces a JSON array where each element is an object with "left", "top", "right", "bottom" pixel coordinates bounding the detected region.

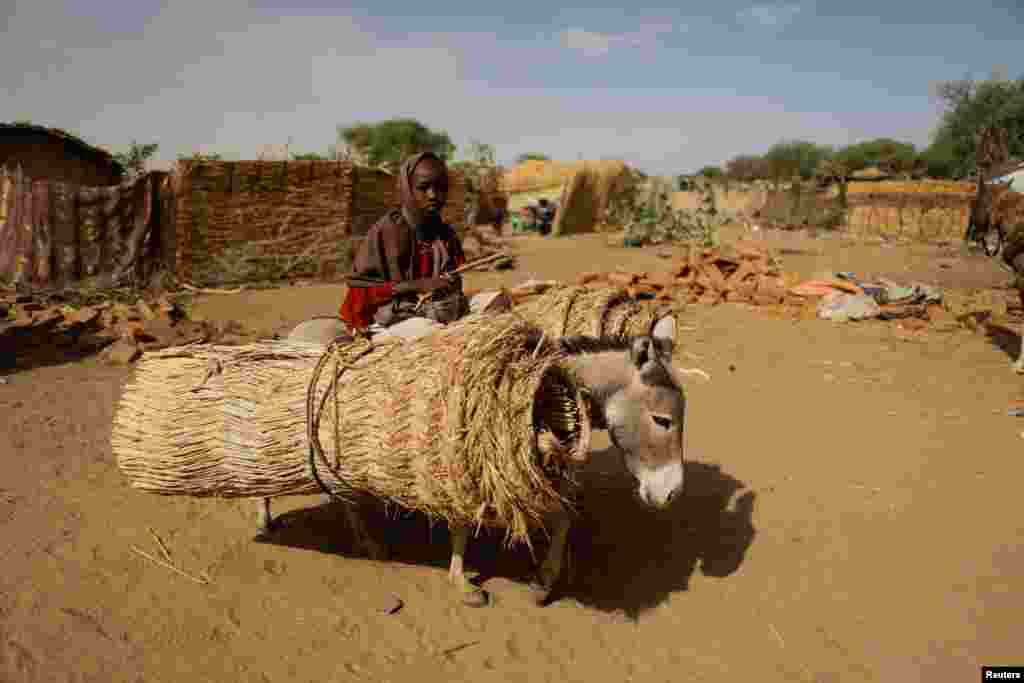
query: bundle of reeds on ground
[
  {"left": 112, "top": 314, "right": 592, "bottom": 546},
  {"left": 514, "top": 285, "right": 672, "bottom": 339}
]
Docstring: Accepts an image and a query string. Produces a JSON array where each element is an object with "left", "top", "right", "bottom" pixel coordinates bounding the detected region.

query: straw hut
[
  {"left": 551, "top": 160, "right": 633, "bottom": 236},
  {"left": 0, "top": 122, "right": 124, "bottom": 185}
]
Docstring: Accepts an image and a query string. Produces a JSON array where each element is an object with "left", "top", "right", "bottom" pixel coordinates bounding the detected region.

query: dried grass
[
  {"left": 514, "top": 285, "right": 670, "bottom": 339},
  {"left": 112, "top": 315, "right": 592, "bottom": 547}
]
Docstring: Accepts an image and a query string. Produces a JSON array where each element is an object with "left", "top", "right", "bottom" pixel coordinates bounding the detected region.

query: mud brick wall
[
  {"left": 350, "top": 166, "right": 398, "bottom": 238},
  {"left": 174, "top": 160, "right": 467, "bottom": 283},
  {"left": 670, "top": 185, "right": 1005, "bottom": 241},
  {"left": 173, "top": 160, "right": 351, "bottom": 282}
]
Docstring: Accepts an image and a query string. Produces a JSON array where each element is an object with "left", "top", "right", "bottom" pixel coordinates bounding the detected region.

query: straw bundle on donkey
[
  {"left": 112, "top": 315, "right": 594, "bottom": 604},
  {"left": 514, "top": 285, "right": 677, "bottom": 341}
]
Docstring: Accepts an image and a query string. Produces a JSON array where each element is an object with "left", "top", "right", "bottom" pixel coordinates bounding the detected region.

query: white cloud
[
  {"left": 0, "top": 0, "right": 467, "bottom": 163},
  {"left": 0, "top": 1, "right": 939, "bottom": 175},
  {"left": 560, "top": 23, "right": 674, "bottom": 57},
  {"left": 562, "top": 28, "right": 614, "bottom": 57},
  {"left": 737, "top": 4, "right": 802, "bottom": 29}
]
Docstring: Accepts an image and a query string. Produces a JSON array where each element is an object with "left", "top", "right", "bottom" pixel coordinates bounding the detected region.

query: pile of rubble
[
  {"left": 575, "top": 241, "right": 797, "bottom": 306},
  {"left": 460, "top": 225, "right": 515, "bottom": 269},
  {"left": 0, "top": 288, "right": 256, "bottom": 369}
]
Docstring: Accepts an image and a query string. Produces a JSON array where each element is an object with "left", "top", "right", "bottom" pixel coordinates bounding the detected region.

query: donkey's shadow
[
  {"left": 256, "top": 449, "right": 755, "bottom": 618},
  {"left": 566, "top": 452, "right": 756, "bottom": 618},
  {"left": 983, "top": 320, "right": 1022, "bottom": 362}
]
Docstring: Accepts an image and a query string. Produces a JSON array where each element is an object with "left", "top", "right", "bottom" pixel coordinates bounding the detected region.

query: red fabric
[
  {"left": 339, "top": 282, "right": 394, "bottom": 330},
  {"left": 339, "top": 242, "right": 464, "bottom": 330}
]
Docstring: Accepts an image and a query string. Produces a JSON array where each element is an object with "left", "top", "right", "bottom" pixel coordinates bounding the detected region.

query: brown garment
[{"left": 352, "top": 209, "right": 463, "bottom": 283}]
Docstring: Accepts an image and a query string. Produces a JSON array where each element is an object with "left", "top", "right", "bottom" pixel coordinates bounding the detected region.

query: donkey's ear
[
  {"left": 629, "top": 337, "right": 652, "bottom": 369},
  {"left": 651, "top": 314, "right": 676, "bottom": 356}
]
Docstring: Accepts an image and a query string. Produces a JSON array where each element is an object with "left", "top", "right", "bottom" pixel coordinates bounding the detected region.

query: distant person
[
  {"left": 537, "top": 198, "right": 553, "bottom": 236},
  {"left": 525, "top": 205, "right": 540, "bottom": 232},
  {"left": 493, "top": 202, "right": 507, "bottom": 234}
]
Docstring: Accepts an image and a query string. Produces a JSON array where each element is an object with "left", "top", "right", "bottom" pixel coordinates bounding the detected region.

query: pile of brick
[
  {"left": 0, "top": 289, "right": 255, "bottom": 368},
  {"left": 575, "top": 241, "right": 798, "bottom": 306},
  {"left": 565, "top": 239, "right": 1021, "bottom": 333}
]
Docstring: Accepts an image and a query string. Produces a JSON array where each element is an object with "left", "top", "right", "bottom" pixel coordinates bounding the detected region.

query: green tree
[
  {"left": 177, "top": 152, "right": 223, "bottom": 162},
  {"left": 764, "top": 140, "right": 834, "bottom": 181},
  {"left": 337, "top": 118, "right": 455, "bottom": 170},
  {"left": 114, "top": 140, "right": 160, "bottom": 180},
  {"left": 697, "top": 165, "right": 723, "bottom": 178},
  {"left": 833, "top": 138, "right": 917, "bottom": 176},
  {"left": 514, "top": 153, "right": 550, "bottom": 164},
  {"left": 916, "top": 138, "right": 959, "bottom": 178},
  {"left": 465, "top": 139, "right": 496, "bottom": 167},
  {"left": 292, "top": 152, "right": 327, "bottom": 161},
  {"left": 931, "top": 75, "right": 1024, "bottom": 178},
  {"left": 726, "top": 154, "right": 770, "bottom": 181}
]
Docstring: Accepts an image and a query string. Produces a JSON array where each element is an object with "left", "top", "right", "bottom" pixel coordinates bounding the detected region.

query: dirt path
[{"left": 2, "top": 229, "right": 1022, "bottom": 682}]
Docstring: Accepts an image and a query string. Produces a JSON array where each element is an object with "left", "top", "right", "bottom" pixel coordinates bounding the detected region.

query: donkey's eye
[{"left": 651, "top": 415, "right": 672, "bottom": 429}]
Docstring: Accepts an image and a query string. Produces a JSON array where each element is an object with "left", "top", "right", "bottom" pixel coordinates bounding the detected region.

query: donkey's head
[
  {"left": 561, "top": 315, "right": 686, "bottom": 509},
  {"left": 605, "top": 316, "right": 686, "bottom": 508}
]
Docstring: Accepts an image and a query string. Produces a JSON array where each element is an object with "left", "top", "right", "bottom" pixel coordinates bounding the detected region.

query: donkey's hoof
[
  {"left": 451, "top": 576, "right": 489, "bottom": 607},
  {"left": 528, "top": 583, "right": 553, "bottom": 606},
  {"left": 367, "top": 546, "right": 390, "bottom": 562},
  {"left": 368, "top": 541, "right": 391, "bottom": 562},
  {"left": 529, "top": 578, "right": 557, "bottom": 606},
  {"left": 356, "top": 539, "right": 390, "bottom": 562},
  {"left": 460, "top": 587, "right": 489, "bottom": 608}
]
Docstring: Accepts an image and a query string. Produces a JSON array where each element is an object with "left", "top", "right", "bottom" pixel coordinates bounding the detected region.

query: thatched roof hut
[
  {"left": 550, "top": 160, "right": 633, "bottom": 236},
  {"left": 0, "top": 121, "right": 124, "bottom": 185}
]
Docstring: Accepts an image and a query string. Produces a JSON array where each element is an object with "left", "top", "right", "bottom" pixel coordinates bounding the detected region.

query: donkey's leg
[
  {"left": 530, "top": 510, "right": 572, "bottom": 606},
  {"left": 341, "top": 503, "right": 389, "bottom": 561},
  {"left": 1015, "top": 286, "right": 1024, "bottom": 373},
  {"left": 1015, "top": 316, "right": 1024, "bottom": 374},
  {"left": 254, "top": 497, "right": 277, "bottom": 533},
  {"left": 448, "top": 526, "right": 488, "bottom": 607}
]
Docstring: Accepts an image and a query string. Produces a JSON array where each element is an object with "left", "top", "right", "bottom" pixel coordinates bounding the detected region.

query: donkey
[
  {"left": 264, "top": 313, "right": 686, "bottom": 607},
  {"left": 1001, "top": 224, "right": 1024, "bottom": 373},
  {"left": 507, "top": 316, "right": 687, "bottom": 606}
]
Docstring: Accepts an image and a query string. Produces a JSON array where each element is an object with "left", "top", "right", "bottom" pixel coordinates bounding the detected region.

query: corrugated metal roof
[{"left": 0, "top": 121, "right": 124, "bottom": 173}]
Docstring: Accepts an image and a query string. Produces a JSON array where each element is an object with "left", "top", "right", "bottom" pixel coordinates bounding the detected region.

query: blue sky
[{"left": 2, "top": 0, "right": 1021, "bottom": 174}]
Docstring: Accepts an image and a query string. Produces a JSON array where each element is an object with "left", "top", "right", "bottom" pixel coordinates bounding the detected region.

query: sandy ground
[{"left": 2, "top": 227, "right": 1023, "bottom": 682}]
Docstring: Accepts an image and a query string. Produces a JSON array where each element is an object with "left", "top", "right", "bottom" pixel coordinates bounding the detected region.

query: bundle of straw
[
  {"left": 113, "top": 315, "right": 592, "bottom": 545},
  {"left": 514, "top": 285, "right": 673, "bottom": 340}
]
